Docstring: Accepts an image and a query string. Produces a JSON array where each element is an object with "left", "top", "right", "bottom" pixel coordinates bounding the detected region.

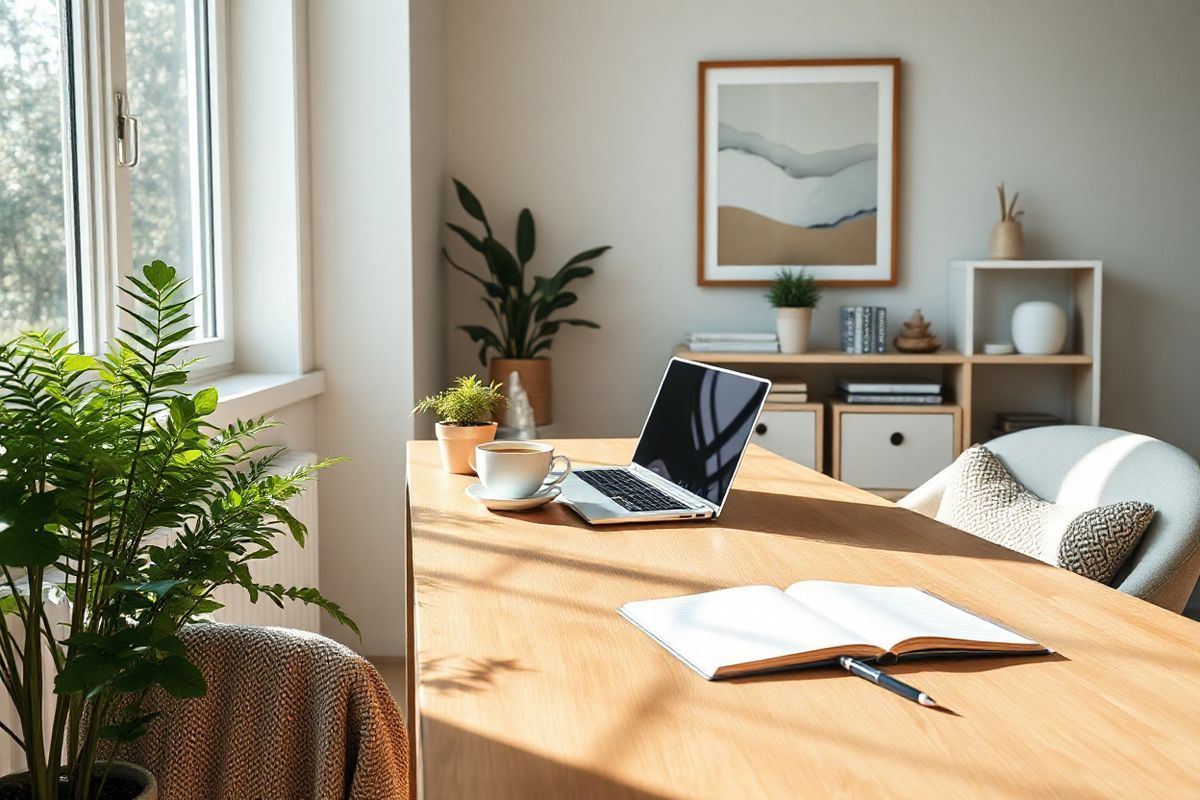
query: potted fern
[
  {"left": 767, "top": 269, "right": 822, "bottom": 354},
  {"left": 413, "top": 376, "right": 506, "bottom": 474},
  {"left": 0, "top": 262, "right": 354, "bottom": 799},
  {"left": 443, "top": 179, "right": 610, "bottom": 426}
]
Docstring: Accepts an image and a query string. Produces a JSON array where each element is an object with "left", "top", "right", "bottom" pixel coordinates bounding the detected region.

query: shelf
[
  {"left": 969, "top": 353, "right": 1092, "bottom": 365},
  {"left": 675, "top": 346, "right": 965, "bottom": 365},
  {"left": 675, "top": 346, "right": 1091, "bottom": 367}
]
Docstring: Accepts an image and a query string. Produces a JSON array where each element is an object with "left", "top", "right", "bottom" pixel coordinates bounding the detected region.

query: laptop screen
[{"left": 632, "top": 359, "right": 770, "bottom": 508}]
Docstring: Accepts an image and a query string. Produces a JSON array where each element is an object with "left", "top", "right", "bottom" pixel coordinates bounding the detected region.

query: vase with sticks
[{"left": 989, "top": 182, "right": 1025, "bottom": 259}]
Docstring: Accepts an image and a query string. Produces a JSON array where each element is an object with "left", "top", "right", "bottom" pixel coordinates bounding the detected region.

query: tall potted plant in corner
[
  {"left": 767, "top": 269, "right": 821, "bottom": 354},
  {"left": 413, "top": 375, "right": 506, "bottom": 474},
  {"left": 0, "top": 261, "right": 355, "bottom": 799},
  {"left": 443, "top": 179, "right": 610, "bottom": 426}
]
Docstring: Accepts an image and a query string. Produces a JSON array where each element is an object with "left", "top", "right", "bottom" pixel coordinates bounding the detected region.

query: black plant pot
[{"left": 0, "top": 761, "right": 156, "bottom": 800}]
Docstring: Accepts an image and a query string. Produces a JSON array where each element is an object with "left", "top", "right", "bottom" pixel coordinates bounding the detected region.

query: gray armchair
[{"left": 899, "top": 425, "right": 1200, "bottom": 613}]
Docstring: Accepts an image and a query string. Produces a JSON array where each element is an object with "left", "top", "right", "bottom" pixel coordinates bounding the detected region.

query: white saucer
[{"left": 465, "top": 483, "right": 561, "bottom": 512}]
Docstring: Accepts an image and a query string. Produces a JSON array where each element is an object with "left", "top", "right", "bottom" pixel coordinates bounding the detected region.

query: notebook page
[
  {"left": 620, "top": 586, "right": 866, "bottom": 678},
  {"left": 783, "top": 581, "right": 1039, "bottom": 653}
]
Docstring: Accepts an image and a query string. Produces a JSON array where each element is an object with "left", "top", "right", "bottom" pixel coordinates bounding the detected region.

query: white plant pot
[
  {"left": 776, "top": 307, "right": 813, "bottom": 354},
  {"left": 1011, "top": 301, "right": 1067, "bottom": 355}
]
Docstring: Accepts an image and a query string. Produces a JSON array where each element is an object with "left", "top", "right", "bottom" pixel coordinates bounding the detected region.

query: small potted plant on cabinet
[
  {"left": 0, "top": 262, "right": 354, "bottom": 799},
  {"left": 443, "top": 179, "right": 610, "bottom": 426},
  {"left": 767, "top": 268, "right": 821, "bottom": 354},
  {"left": 413, "top": 375, "right": 506, "bottom": 474}
]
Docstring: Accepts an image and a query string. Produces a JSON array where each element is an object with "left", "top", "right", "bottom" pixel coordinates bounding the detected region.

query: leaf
[
  {"left": 562, "top": 245, "right": 611, "bottom": 269},
  {"left": 156, "top": 654, "right": 207, "bottom": 698},
  {"left": 516, "top": 209, "right": 535, "bottom": 265},
  {"left": 535, "top": 292, "right": 577, "bottom": 321},
  {"left": 142, "top": 260, "right": 177, "bottom": 290},
  {"left": 63, "top": 354, "right": 98, "bottom": 372},
  {"left": 113, "top": 578, "right": 186, "bottom": 596},
  {"left": 173, "top": 449, "right": 203, "bottom": 465},
  {"left": 0, "top": 528, "right": 64, "bottom": 568},
  {"left": 446, "top": 223, "right": 485, "bottom": 253},
  {"left": 112, "top": 659, "right": 158, "bottom": 693},
  {"left": 99, "top": 711, "right": 161, "bottom": 742},
  {"left": 482, "top": 238, "right": 522, "bottom": 289},
  {"left": 55, "top": 653, "right": 119, "bottom": 694},
  {"left": 458, "top": 325, "right": 503, "bottom": 351},
  {"left": 556, "top": 318, "right": 601, "bottom": 329},
  {"left": 554, "top": 266, "right": 594, "bottom": 289},
  {"left": 193, "top": 386, "right": 219, "bottom": 415},
  {"left": 453, "top": 179, "right": 490, "bottom": 232}
]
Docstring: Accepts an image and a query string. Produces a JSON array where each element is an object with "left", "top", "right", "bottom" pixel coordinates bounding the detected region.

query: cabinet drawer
[
  {"left": 752, "top": 410, "right": 819, "bottom": 470},
  {"left": 838, "top": 411, "right": 957, "bottom": 490}
]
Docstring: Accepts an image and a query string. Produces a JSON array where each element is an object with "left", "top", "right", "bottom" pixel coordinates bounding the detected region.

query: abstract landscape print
[{"left": 698, "top": 60, "right": 899, "bottom": 286}]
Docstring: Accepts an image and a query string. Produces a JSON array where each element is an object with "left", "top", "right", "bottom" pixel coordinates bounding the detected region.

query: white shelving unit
[{"left": 948, "top": 259, "right": 1102, "bottom": 438}]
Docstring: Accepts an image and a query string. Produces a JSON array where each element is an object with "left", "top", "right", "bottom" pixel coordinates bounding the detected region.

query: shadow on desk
[
  {"left": 479, "top": 487, "right": 1042, "bottom": 564},
  {"left": 422, "top": 717, "right": 671, "bottom": 799}
]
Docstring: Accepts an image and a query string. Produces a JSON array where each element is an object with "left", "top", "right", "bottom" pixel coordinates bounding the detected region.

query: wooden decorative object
[
  {"left": 893, "top": 308, "right": 941, "bottom": 353},
  {"left": 988, "top": 182, "right": 1025, "bottom": 259},
  {"left": 490, "top": 358, "right": 551, "bottom": 426}
]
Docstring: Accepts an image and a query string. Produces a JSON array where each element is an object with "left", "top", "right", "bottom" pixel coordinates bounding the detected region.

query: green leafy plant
[
  {"left": 412, "top": 375, "right": 505, "bottom": 425},
  {"left": 0, "top": 261, "right": 354, "bottom": 799},
  {"left": 443, "top": 179, "right": 611, "bottom": 365},
  {"left": 766, "top": 269, "right": 822, "bottom": 309}
]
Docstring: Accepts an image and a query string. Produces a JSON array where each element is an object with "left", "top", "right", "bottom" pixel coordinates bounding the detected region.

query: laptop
[{"left": 558, "top": 357, "right": 771, "bottom": 524}]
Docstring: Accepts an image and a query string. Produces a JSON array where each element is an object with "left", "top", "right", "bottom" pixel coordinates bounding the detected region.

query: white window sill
[{"left": 196, "top": 371, "right": 326, "bottom": 424}]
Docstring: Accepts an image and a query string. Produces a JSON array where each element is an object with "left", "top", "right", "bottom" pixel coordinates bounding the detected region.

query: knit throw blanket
[{"left": 116, "top": 624, "right": 409, "bottom": 799}]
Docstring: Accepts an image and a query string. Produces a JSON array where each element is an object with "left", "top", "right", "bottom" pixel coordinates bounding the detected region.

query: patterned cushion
[{"left": 936, "top": 445, "right": 1155, "bottom": 583}]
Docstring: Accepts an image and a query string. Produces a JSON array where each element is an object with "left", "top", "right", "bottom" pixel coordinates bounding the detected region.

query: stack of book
[
  {"left": 767, "top": 382, "right": 808, "bottom": 404},
  {"left": 840, "top": 306, "right": 888, "bottom": 354},
  {"left": 685, "top": 332, "right": 779, "bottom": 353},
  {"left": 838, "top": 378, "right": 943, "bottom": 405},
  {"left": 991, "top": 411, "right": 1063, "bottom": 438}
]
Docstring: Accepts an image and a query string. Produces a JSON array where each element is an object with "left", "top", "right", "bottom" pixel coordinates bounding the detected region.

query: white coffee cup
[{"left": 473, "top": 441, "right": 571, "bottom": 499}]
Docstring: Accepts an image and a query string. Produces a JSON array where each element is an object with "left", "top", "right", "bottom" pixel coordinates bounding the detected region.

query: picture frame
[{"left": 697, "top": 58, "right": 900, "bottom": 287}]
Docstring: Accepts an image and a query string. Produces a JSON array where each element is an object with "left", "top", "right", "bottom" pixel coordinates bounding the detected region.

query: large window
[{"left": 0, "top": 0, "right": 229, "bottom": 362}]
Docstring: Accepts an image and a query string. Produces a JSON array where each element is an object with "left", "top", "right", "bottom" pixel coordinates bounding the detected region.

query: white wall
[
  {"left": 411, "top": 0, "right": 448, "bottom": 438},
  {"left": 442, "top": 0, "right": 1200, "bottom": 458},
  {"left": 309, "top": 0, "right": 416, "bottom": 656}
]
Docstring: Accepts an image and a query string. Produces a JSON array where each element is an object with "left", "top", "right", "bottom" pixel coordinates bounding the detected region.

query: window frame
[{"left": 67, "top": 0, "right": 233, "bottom": 369}]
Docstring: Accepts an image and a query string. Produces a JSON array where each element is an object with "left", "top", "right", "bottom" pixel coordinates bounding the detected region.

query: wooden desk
[{"left": 406, "top": 439, "right": 1200, "bottom": 798}]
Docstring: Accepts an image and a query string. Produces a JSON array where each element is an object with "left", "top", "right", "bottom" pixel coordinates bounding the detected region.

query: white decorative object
[
  {"left": 983, "top": 342, "right": 1015, "bottom": 355},
  {"left": 775, "top": 307, "right": 812, "bottom": 354},
  {"left": 1011, "top": 301, "right": 1067, "bottom": 355},
  {"left": 504, "top": 370, "right": 537, "bottom": 439}
]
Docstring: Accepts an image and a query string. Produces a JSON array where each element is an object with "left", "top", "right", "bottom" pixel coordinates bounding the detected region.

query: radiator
[
  {"left": 0, "top": 451, "right": 322, "bottom": 776},
  {"left": 210, "top": 451, "right": 322, "bottom": 632}
]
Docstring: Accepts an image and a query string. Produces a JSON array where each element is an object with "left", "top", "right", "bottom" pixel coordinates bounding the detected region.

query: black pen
[{"left": 839, "top": 656, "right": 941, "bottom": 709}]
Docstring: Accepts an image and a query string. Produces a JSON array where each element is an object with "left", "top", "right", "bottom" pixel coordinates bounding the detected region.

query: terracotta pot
[
  {"left": 988, "top": 220, "right": 1024, "bottom": 259},
  {"left": 775, "top": 307, "right": 812, "bottom": 354},
  {"left": 0, "top": 761, "right": 157, "bottom": 799},
  {"left": 490, "top": 358, "right": 551, "bottom": 426},
  {"left": 435, "top": 421, "right": 497, "bottom": 474}
]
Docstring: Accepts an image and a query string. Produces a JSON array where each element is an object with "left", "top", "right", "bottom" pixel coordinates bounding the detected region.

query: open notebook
[{"left": 619, "top": 581, "right": 1048, "bottom": 680}]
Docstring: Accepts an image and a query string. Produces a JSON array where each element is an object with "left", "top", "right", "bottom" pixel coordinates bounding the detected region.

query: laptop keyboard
[{"left": 575, "top": 468, "right": 693, "bottom": 513}]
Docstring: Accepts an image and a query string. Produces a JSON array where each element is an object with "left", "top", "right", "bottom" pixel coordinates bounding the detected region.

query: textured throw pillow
[{"left": 935, "top": 445, "right": 1155, "bottom": 584}]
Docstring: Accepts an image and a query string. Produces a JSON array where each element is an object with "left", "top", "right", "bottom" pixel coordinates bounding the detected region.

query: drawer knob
[
  {"left": 890, "top": 432, "right": 905, "bottom": 446},
  {"left": 755, "top": 423, "right": 768, "bottom": 436}
]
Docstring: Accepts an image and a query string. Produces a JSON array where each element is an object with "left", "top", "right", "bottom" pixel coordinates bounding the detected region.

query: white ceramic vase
[
  {"left": 1011, "top": 301, "right": 1067, "bottom": 355},
  {"left": 776, "top": 307, "right": 812, "bottom": 354}
]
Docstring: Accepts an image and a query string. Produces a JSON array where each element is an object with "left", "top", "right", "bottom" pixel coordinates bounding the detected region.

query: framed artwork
[{"left": 697, "top": 58, "right": 900, "bottom": 286}]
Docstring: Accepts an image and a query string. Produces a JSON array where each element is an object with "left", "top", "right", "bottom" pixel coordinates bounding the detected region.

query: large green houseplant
[
  {"left": 0, "top": 261, "right": 354, "bottom": 799},
  {"left": 443, "top": 179, "right": 610, "bottom": 425}
]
